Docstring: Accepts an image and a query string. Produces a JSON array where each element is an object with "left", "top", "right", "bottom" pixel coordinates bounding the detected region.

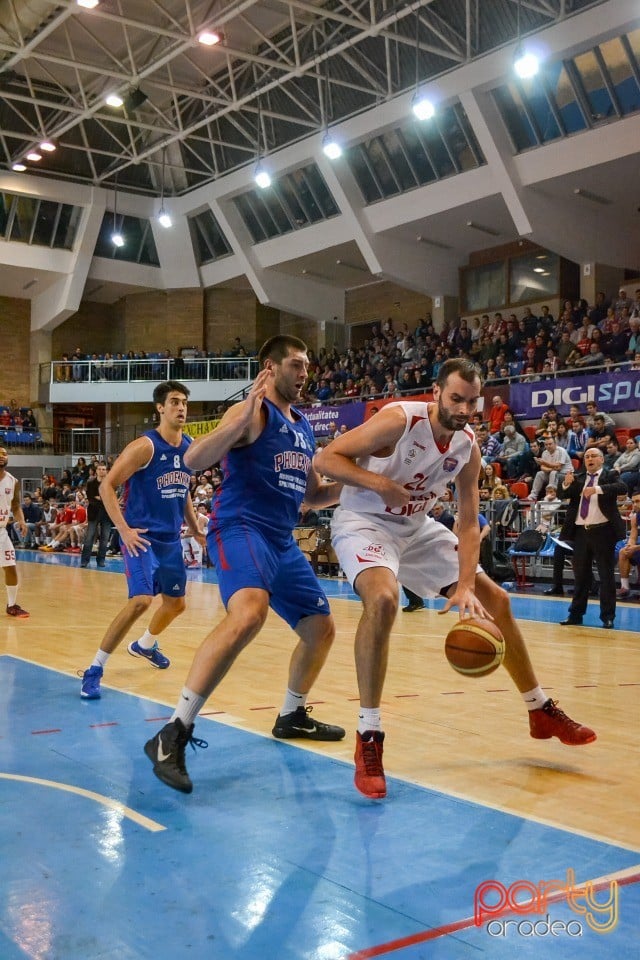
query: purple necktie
[{"left": 580, "top": 474, "right": 596, "bottom": 519}]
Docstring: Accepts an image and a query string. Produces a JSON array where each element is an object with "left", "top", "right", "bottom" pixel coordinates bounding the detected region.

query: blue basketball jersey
[
  {"left": 211, "top": 398, "right": 315, "bottom": 547},
  {"left": 122, "top": 430, "right": 193, "bottom": 541}
]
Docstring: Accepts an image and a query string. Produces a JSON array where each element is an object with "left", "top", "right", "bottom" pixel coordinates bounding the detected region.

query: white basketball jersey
[
  {"left": 0, "top": 472, "right": 17, "bottom": 529},
  {"left": 339, "top": 401, "right": 475, "bottom": 522}
]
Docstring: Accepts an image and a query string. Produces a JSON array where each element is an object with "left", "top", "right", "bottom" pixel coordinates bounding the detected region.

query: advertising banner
[{"left": 509, "top": 370, "right": 640, "bottom": 417}]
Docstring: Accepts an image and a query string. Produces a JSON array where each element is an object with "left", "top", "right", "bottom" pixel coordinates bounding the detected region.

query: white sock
[
  {"left": 280, "top": 688, "right": 306, "bottom": 717},
  {"left": 92, "top": 650, "right": 110, "bottom": 669},
  {"left": 522, "top": 686, "right": 548, "bottom": 711},
  {"left": 621, "top": 577, "right": 630, "bottom": 590},
  {"left": 358, "top": 707, "right": 382, "bottom": 734},
  {"left": 172, "top": 687, "right": 205, "bottom": 728},
  {"left": 136, "top": 629, "right": 158, "bottom": 651},
  {"left": 6, "top": 586, "right": 17, "bottom": 607}
]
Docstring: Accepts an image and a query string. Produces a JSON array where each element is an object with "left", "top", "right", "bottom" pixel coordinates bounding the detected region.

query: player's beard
[
  {"left": 437, "top": 396, "right": 468, "bottom": 432},
  {"left": 274, "top": 374, "right": 301, "bottom": 404}
]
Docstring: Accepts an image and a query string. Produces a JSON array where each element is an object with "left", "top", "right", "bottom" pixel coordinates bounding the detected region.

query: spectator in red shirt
[{"left": 487, "top": 395, "right": 508, "bottom": 435}]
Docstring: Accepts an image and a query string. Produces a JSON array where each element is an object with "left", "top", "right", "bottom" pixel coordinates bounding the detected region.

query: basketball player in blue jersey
[
  {"left": 144, "top": 336, "right": 344, "bottom": 794},
  {"left": 79, "top": 381, "right": 204, "bottom": 700},
  {"left": 316, "top": 358, "right": 596, "bottom": 800}
]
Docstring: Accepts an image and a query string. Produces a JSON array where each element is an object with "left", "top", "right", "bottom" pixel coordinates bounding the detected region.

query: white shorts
[
  {"left": 331, "top": 508, "right": 481, "bottom": 598},
  {"left": 0, "top": 528, "right": 16, "bottom": 568}
]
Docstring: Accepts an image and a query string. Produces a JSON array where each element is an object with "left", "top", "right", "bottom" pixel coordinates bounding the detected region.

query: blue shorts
[
  {"left": 615, "top": 539, "right": 640, "bottom": 566},
  {"left": 122, "top": 537, "right": 187, "bottom": 599},
  {"left": 207, "top": 524, "right": 330, "bottom": 628}
]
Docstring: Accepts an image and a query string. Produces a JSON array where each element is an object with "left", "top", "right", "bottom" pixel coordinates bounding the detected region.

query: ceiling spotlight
[
  {"left": 412, "top": 91, "right": 435, "bottom": 121},
  {"left": 513, "top": 45, "right": 539, "bottom": 79},
  {"left": 111, "top": 232, "right": 125, "bottom": 247},
  {"left": 254, "top": 162, "right": 271, "bottom": 189},
  {"left": 533, "top": 267, "right": 545, "bottom": 273},
  {"left": 322, "top": 133, "right": 342, "bottom": 160},
  {"left": 198, "top": 30, "right": 221, "bottom": 46},
  {"left": 76, "top": 0, "right": 100, "bottom": 8},
  {"left": 158, "top": 210, "right": 172, "bottom": 229},
  {"left": 12, "top": 162, "right": 27, "bottom": 172},
  {"left": 105, "top": 93, "right": 123, "bottom": 108},
  {"left": 26, "top": 152, "right": 42, "bottom": 162},
  {"left": 40, "top": 141, "right": 56, "bottom": 152}
]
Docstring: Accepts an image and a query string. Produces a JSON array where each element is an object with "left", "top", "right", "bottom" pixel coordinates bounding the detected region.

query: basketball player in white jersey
[
  {"left": 315, "top": 359, "right": 595, "bottom": 800},
  {"left": 0, "top": 447, "right": 29, "bottom": 618}
]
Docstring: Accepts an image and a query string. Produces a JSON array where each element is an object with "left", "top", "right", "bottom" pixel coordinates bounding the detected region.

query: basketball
[{"left": 444, "top": 618, "right": 505, "bottom": 677}]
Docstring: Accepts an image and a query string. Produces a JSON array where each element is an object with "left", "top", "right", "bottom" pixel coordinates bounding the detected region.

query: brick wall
[
  {"left": 345, "top": 281, "right": 433, "bottom": 334},
  {"left": 0, "top": 296, "right": 33, "bottom": 406},
  {"left": 204, "top": 286, "right": 258, "bottom": 353},
  {"left": 52, "top": 301, "right": 120, "bottom": 358},
  {"left": 121, "top": 289, "right": 203, "bottom": 355}
]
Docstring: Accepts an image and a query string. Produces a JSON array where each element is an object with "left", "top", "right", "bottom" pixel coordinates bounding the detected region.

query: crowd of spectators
[
  {"left": 55, "top": 337, "right": 254, "bottom": 383},
  {"left": 301, "top": 286, "right": 640, "bottom": 403}
]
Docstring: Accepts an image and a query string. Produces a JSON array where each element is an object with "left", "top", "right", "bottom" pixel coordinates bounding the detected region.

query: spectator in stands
[
  {"left": 476, "top": 424, "right": 501, "bottom": 467},
  {"left": 21, "top": 408, "right": 37, "bottom": 432},
  {"left": 554, "top": 421, "right": 571, "bottom": 451},
  {"left": 567, "top": 417, "right": 589, "bottom": 464},
  {"left": 613, "top": 437, "right": 640, "bottom": 494},
  {"left": 586, "top": 413, "right": 615, "bottom": 452},
  {"left": 488, "top": 395, "right": 509, "bottom": 435},
  {"left": 604, "top": 437, "right": 621, "bottom": 472},
  {"left": 586, "top": 401, "right": 615, "bottom": 431},
  {"left": 576, "top": 342, "right": 605, "bottom": 368},
  {"left": 479, "top": 463, "right": 501, "bottom": 501},
  {"left": 616, "top": 491, "right": 640, "bottom": 598},
  {"left": 71, "top": 347, "right": 86, "bottom": 382},
  {"left": 528, "top": 434, "right": 571, "bottom": 502},
  {"left": 495, "top": 423, "right": 528, "bottom": 479},
  {"left": 19, "top": 494, "right": 43, "bottom": 548},
  {"left": 589, "top": 291, "right": 609, "bottom": 325},
  {"left": 72, "top": 457, "right": 89, "bottom": 488}
]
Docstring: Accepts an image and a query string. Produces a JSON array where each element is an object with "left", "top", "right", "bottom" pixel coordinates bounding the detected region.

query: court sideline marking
[{"left": 0, "top": 772, "right": 166, "bottom": 832}]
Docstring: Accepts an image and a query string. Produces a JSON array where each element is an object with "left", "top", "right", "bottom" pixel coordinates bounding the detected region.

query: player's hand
[
  {"left": 120, "top": 526, "right": 150, "bottom": 557},
  {"left": 194, "top": 533, "right": 207, "bottom": 547},
  {"left": 439, "top": 586, "right": 493, "bottom": 621},
  {"left": 375, "top": 476, "right": 411, "bottom": 509},
  {"left": 16, "top": 520, "right": 27, "bottom": 537},
  {"left": 244, "top": 368, "right": 271, "bottom": 417}
]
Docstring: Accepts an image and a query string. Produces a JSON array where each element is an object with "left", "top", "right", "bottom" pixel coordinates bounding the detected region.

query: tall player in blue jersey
[
  {"left": 144, "top": 336, "right": 344, "bottom": 793},
  {"left": 80, "top": 381, "right": 203, "bottom": 700}
]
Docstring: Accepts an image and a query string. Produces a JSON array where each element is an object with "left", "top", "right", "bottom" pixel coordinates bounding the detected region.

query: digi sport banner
[{"left": 509, "top": 370, "right": 640, "bottom": 418}]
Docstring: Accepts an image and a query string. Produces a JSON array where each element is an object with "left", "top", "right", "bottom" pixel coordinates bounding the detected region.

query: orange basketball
[{"left": 444, "top": 617, "right": 505, "bottom": 677}]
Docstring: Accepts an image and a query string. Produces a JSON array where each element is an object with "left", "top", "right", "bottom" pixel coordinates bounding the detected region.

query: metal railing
[{"left": 42, "top": 356, "right": 260, "bottom": 385}]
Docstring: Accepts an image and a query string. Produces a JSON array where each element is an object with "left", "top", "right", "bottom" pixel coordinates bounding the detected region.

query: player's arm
[
  {"left": 10, "top": 486, "right": 26, "bottom": 537},
  {"left": 184, "top": 368, "right": 271, "bottom": 471},
  {"left": 183, "top": 492, "right": 204, "bottom": 542},
  {"left": 303, "top": 465, "right": 342, "bottom": 509},
  {"left": 314, "top": 406, "right": 411, "bottom": 510},
  {"left": 440, "top": 444, "right": 491, "bottom": 621},
  {"left": 99, "top": 436, "right": 154, "bottom": 556}
]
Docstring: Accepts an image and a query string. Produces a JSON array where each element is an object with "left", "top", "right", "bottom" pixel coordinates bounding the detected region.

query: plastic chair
[
  {"left": 510, "top": 481, "right": 530, "bottom": 500},
  {"left": 508, "top": 534, "right": 555, "bottom": 589}
]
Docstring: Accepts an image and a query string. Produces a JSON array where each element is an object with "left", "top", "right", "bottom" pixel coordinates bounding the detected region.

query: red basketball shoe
[
  {"left": 354, "top": 730, "right": 386, "bottom": 798},
  {"left": 529, "top": 699, "right": 596, "bottom": 745},
  {"left": 6, "top": 604, "right": 29, "bottom": 618}
]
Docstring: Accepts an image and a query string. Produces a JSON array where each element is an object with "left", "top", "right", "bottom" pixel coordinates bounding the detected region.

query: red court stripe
[
  {"left": 250, "top": 705, "right": 276, "bottom": 711},
  {"left": 145, "top": 716, "right": 172, "bottom": 722},
  {"left": 89, "top": 722, "right": 119, "bottom": 728},
  {"left": 347, "top": 870, "right": 640, "bottom": 960},
  {"left": 31, "top": 729, "right": 61, "bottom": 735},
  {"left": 394, "top": 694, "right": 419, "bottom": 699}
]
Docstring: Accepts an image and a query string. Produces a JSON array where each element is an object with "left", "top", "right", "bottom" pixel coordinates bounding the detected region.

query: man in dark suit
[{"left": 559, "top": 448, "right": 626, "bottom": 628}]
